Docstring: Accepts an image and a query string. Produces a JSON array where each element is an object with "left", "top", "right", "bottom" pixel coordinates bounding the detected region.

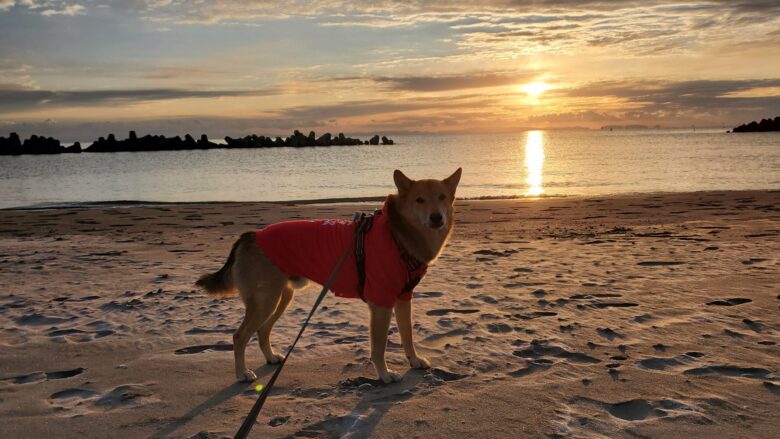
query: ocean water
[{"left": 1, "top": 130, "right": 779, "bottom": 209}]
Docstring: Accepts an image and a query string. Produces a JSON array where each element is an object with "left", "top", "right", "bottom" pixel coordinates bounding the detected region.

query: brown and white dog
[{"left": 196, "top": 168, "right": 461, "bottom": 383}]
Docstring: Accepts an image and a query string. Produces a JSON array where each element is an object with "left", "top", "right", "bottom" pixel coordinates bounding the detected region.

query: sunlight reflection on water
[{"left": 524, "top": 130, "right": 545, "bottom": 196}]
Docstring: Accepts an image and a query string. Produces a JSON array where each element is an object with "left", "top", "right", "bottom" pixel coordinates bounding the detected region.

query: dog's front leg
[
  {"left": 368, "top": 302, "right": 402, "bottom": 383},
  {"left": 394, "top": 299, "right": 431, "bottom": 369}
]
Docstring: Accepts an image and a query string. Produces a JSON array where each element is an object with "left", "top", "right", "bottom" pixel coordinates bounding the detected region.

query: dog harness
[{"left": 255, "top": 197, "right": 427, "bottom": 308}]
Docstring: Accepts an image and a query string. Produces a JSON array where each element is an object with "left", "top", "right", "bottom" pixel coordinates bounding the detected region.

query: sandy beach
[{"left": 1, "top": 190, "right": 778, "bottom": 438}]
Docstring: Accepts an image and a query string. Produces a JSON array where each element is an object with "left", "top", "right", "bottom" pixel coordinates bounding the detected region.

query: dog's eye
[
  {"left": 439, "top": 193, "right": 446, "bottom": 201},
  {"left": 416, "top": 197, "right": 425, "bottom": 204}
]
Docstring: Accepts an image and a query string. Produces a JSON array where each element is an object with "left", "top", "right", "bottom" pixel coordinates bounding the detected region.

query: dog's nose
[{"left": 429, "top": 212, "right": 443, "bottom": 227}]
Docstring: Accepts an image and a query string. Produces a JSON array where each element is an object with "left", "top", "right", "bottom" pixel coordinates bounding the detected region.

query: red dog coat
[{"left": 255, "top": 197, "right": 427, "bottom": 308}]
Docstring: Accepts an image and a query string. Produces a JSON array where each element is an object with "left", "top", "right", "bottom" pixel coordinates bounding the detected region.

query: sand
[{"left": 0, "top": 190, "right": 778, "bottom": 438}]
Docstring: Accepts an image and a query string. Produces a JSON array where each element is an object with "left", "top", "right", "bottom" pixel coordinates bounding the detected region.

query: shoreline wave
[{"left": 4, "top": 189, "right": 776, "bottom": 211}]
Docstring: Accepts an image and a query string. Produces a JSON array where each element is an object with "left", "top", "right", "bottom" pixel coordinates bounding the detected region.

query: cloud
[
  {"left": 369, "top": 72, "right": 531, "bottom": 92},
  {"left": 0, "top": 86, "right": 280, "bottom": 112},
  {"left": 40, "top": 3, "right": 84, "bottom": 16},
  {"left": 549, "top": 78, "right": 780, "bottom": 125},
  {"left": 561, "top": 78, "right": 780, "bottom": 101},
  {"left": 1, "top": 0, "right": 86, "bottom": 15},
  {"left": 274, "top": 98, "right": 453, "bottom": 121}
]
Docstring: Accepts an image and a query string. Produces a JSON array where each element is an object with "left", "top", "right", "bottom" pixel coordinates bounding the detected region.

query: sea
[{"left": 1, "top": 129, "right": 779, "bottom": 209}]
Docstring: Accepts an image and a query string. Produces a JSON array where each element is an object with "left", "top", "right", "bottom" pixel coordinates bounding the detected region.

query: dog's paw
[
  {"left": 378, "top": 369, "right": 402, "bottom": 384},
  {"left": 266, "top": 353, "right": 284, "bottom": 365},
  {"left": 408, "top": 355, "right": 431, "bottom": 369},
  {"left": 237, "top": 370, "right": 257, "bottom": 382}
]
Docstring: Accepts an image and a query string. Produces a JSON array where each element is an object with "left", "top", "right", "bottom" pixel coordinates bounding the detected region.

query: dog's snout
[{"left": 429, "top": 212, "right": 443, "bottom": 227}]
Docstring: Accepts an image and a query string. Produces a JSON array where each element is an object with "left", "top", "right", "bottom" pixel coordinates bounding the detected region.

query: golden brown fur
[{"left": 196, "top": 168, "right": 461, "bottom": 383}]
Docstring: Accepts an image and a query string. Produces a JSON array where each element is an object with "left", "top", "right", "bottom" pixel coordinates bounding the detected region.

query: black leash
[{"left": 233, "top": 213, "right": 364, "bottom": 439}]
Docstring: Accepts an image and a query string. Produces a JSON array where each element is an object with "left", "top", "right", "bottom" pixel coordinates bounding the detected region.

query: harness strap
[
  {"left": 353, "top": 211, "right": 376, "bottom": 300},
  {"left": 233, "top": 213, "right": 359, "bottom": 439},
  {"left": 355, "top": 208, "right": 426, "bottom": 299}
]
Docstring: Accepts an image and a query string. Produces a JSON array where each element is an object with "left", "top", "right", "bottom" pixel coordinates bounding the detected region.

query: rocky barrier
[
  {"left": 0, "top": 133, "right": 82, "bottom": 155},
  {"left": 0, "top": 130, "right": 395, "bottom": 155},
  {"left": 729, "top": 116, "right": 780, "bottom": 133}
]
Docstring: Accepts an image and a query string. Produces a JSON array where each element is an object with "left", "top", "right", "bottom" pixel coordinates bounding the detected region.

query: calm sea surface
[{"left": 1, "top": 130, "right": 778, "bottom": 209}]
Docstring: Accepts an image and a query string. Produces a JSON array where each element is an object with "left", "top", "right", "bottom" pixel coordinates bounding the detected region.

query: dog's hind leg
[
  {"left": 230, "top": 236, "right": 287, "bottom": 382},
  {"left": 257, "top": 286, "right": 294, "bottom": 364},
  {"left": 233, "top": 293, "right": 281, "bottom": 382}
]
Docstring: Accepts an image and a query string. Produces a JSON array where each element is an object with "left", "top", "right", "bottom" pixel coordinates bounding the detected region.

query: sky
[{"left": 1, "top": 0, "right": 780, "bottom": 140}]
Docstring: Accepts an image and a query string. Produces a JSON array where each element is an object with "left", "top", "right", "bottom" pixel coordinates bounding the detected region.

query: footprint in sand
[
  {"left": 570, "top": 293, "right": 638, "bottom": 309},
  {"left": 764, "top": 382, "right": 780, "bottom": 394},
  {"left": 636, "top": 353, "right": 703, "bottom": 371},
  {"left": 174, "top": 343, "right": 233, "bottom": 355},
  {"left": 423, "top": 328, "right": 468, "bottom": 348},
  {"left": 49, "top": 384, "right": 158, "bottom": 414},
  {"left": 513, "top": 311, "right": 557, "bottom": 320},
  {"left": 12, "top": 313, "right": 76, "bottom": 326},
  {"left": 503, "top": 281, "right": 545, "bottom": 289},
  {"left": 334, "top": 335, "right": 368, "bottom": 344},
  {"left": 570, "top": 396, "right": 703, "bottom": 423},
  {"left": 609, "top": 399, "right": 671, "bottom": 421},
  {"left": 184, "top": 326, "right": 235, "bottom": 335},
  {"left": 514, "top": 342, "right": 601, "bottom": 364},
  {"left": 509, "top": 359, "right": 553, "bottom": 377},
  {"left": 2, "top": 367, "right": 85, "bottom": 385},
  {"left": 723, "top": 329, "right": 747, "bottom": 338},
  {"left": 486, "top": 323, "right": 512, "bottom": 333},
  {"left": 473, "top": 294, "right": 499, "bottom": 304},
  {"left": 742, "top": 258, "right": 768, "bottom": 265},
  {"left": 49, "top": 388, "right": 100, "bottom": 405},
  {"left": 473, "top": 249, "right": 519, "bottom": 258},
  {"left": 633, "top": 314, "right": 653, "bottom": 323},
  {"left": 705, "top": 298, "right": 752, "bottom": 306},
  {"left": 100, "top": 299, "right": 146, "bottom": 311},
  {"left": 0, "top": 328, "right": 29, "bottom": 346},
  {"left": 426, "top": 309, "right": 480, "bottom": 316},
  {"left": 338, "top": 368, "right": 465, "bottom": 391},
  {"left": 48, "top": 328, "right": 115, "bottom": 343},
  {"left": 636, "top": 261, "right": 686, "bottom": 266},
  {"left": 742, "top": 319, "right": 764, "bottom": 332},
  {"left": 596, "top": 328, "right": 623, "bottom": 341},
  {"left": 93, "top": 384, "right": 158, "bottom": 409},
  {"left": 683, "top": 365, "right": 772, "bottom": 380},
  {"left": 414, "top": 291, "right": 445, "bottom": 299}
]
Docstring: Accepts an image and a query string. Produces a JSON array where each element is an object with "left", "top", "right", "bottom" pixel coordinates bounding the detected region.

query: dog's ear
[
  {"left": 393, "top": 169, "right": 413, "bottom": 194},
  {"left": 443, "top": 167, "right": 462, "bottom": 195}
]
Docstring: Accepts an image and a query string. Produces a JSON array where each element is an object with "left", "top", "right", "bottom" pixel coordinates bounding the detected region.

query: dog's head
[{"left": 392, "top": 168, "right": 462, "bottom": 232}]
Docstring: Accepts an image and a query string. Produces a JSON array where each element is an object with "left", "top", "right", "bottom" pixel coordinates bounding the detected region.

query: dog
[{"left": 196, "top": 168, "right": 461, "bottom": 383}]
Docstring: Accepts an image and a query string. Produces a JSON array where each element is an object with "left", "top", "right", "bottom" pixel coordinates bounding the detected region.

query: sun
[{"left": 521, "top": 82, "right": 551, "bottom": 97}]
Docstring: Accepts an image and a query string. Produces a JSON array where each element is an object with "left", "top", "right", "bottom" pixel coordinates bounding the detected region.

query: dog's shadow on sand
[
  {"left": 149, "top": 364, "right": 277, "bottom": 439},
  {"left": 290, "top": 368, "right": 447, "bottom": 438},
  {"left": 150, "top": 366, "right": 435, "bottom": 438}
]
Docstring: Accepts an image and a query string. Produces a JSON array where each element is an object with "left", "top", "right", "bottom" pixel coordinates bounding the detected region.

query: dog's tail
[{"left": 195, "top": 232, "right": 253, "bottom": 297}]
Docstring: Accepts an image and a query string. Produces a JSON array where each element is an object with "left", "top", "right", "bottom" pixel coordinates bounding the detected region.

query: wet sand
[{"left": 0, "top": 190, "right": 778, "bottom": 438}]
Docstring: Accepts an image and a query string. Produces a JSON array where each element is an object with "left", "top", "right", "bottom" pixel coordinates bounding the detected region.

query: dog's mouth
[{"left": 428, "top": 221, "right": 444, "bottom": 229}]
